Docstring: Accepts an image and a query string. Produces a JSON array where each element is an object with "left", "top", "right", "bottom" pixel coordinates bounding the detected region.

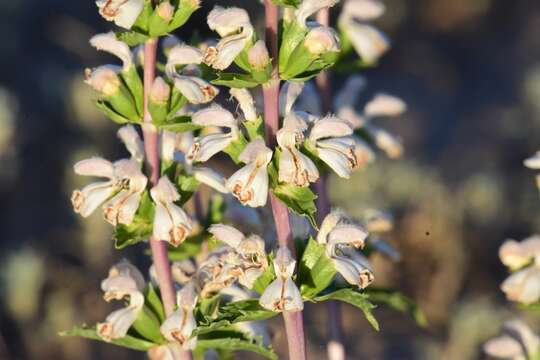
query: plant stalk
[
  {"left": 315, "top": 8, "right": 346, "bottom": 360},
  {"left": 142, "top": 38, "right": 192, "bottom": 360},
  {"left": 263, "top": 1, "right": 307, "bottom": 359},
  {"left": 142, "top": 38, "right": 177, "bottom": 317}
]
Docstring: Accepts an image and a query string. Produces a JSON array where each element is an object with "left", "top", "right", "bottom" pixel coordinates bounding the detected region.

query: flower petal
[
  {"left": 118, "top": 125, "right": 145, "bottom": 162},
  {"left": 192, "top": 167, "right": 228, "bottom": 193},
  {"left": 208, "top": 224, "right": 245, "bottom": 248},
  {"left": 74, "top": 157, "right": 115, "bottom": 178},
  {"left": 90, "top": 32, "right": 133, "bottom": 70}
]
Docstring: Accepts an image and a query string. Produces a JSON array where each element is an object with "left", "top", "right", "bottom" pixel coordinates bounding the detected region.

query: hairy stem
[
  {"left": 142, "top": 38, "right": 177, "bottom": 317},
  {"left": 315, "top": 8, "right": 346, "bottom": 360},
  {"left": 142, "top": 37, "right": 192, "bottom": 360},
  {"left": 263, "top": 1, "right": 307, "bottom": 360}
]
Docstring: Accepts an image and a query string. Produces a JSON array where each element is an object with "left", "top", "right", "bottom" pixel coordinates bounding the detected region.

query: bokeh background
[{"left": 1, "top": 0, "right": 540, "bottom": 359}]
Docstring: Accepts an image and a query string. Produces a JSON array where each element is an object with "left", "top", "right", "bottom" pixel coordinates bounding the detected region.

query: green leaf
[
  {"left": 272, "top": 182, "right": 318, "bottom": 228},
  {"left": 121, "top": 66, "right": 144, "bottom": 116},
  {"left": 211, "top": 73, "right": 260, "bottom": 88},
  {"left": 177, "top": 173, "right": 199, "bottom": 203},
  {"left": 279, "top": 21, "right": 308, "bottom": 71},
  {"left": 194, "top": 299, "right": 277, "bottom": 338},
  {"left": 223, "top": 133, "right": 249, "bottom": 164},
  {"left": 215, "top": 299, "right": 277, "bottom": 324},
  {"left": 252, "top": 256, "right": 276, "bottom": 294},
  {"left": 196, "top": 329, "right": 277, "bottom": 360},
  {"left": 297, "top": 237, "right": 336, "bottom": 299},
  {"left": 59, "top": 325, "right": 156, "bottom": 351},
  {"left": 168, "top": 0, "right": 199, "bottom": 31},
  {"left": 233, "top": 41, "right": 254, "bottom": 73},
  {"left": 243, "top": 116, "right": 264, "bottom": 141},
  {"left": 168, "top": 87, "right": 188, "bottom": 117},
  {"left": 197, "top": 294, "right": 221, "bottom": 321},
  {"left": 113, "top": 1, "right": 153, "bottom": 46},
  {"left": 314, "top": 289, "right": 379, "bottom": 331},
  {"left": 116, "top": 31, "right": 150, "bottom": 46},
  {"left": 155, "top": 115, "right": 201, "bottom": 132},
  {"left": 95, "top": 100, "right": 130, "bottom": 124},
  {"left": 271, "top": 0, "right": 301, "bottom": 7},
  {"left": 206, "top": 194, "right": 226, "bottom": 226},
  {"left": 113, "top": 191, "right": 154, "bottom": 249},
  {"left": 131, "top": 306, "right": 165, "bottom": 344},
  {"left": 144, "top": 285, "right": 165, "bottom": 322},
  {"left": 365, "top": 289, "right": 428, "bottom": 327}
]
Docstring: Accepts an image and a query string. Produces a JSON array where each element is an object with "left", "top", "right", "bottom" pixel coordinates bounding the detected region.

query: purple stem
[
  {"left": 263, "top": 1, "right": 307, "bottom": 359},
  {"left": 142, "top": 38, "right": 192, "bottom": 360}
]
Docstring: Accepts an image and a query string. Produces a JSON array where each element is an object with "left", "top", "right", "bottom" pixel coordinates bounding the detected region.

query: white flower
[
  {"left": 368, "top": 126, "right": 403, "bottom": 159},
  {"left": 102, "top": 159, "right": 148, "bottom": 225},
  {"left": 230, "top": 88, "right": 258, "bottom": 122},
  {"left": 525, "top": 151, "right": 540, "bottom": 169},
  {"left": 279, "top": 81, "right": 305, "bottom": 117},
  {"left": 484, "top": 320, "right": 540, "bottom": 360},
  {"left": 248, "top": 40, "right": 271, "bottom": 70},
  {"left": 188, "top": 105, "right": 239, "bottom": 162},
  {"left": 304, "top": 26, "right": 340, "bottom": 55},
  {"left": 173, "top": 75, "right": 219, "bottom": 105},
  {"left": 150, "top": 176, "right": 192, "bottom": 247},
  {"left": 259, "top": 246, "right": 304, "bottom": 312},
  {"left": 85, "top": 65, "right": 122, "bottom": 97},
  {"left": 165, "top": 44, "right": 204, "bottom": 78},
  {"left": 164, "top": 45, "right": 219, "bottom": 104},
  {"left": 364, "top": 93, "right": 407, "bottom": 118},
  {"left": 150, "top": 77, "right": 171, "bottom": 104},
  {"left": 339, "top": 0, "right": 389, "bottom": 63},
  {"left": 161, "top": 131, "right": 229, "bottom": 193},
  {"left": 501, "top": 257, "right": 540, "bottom": 305},
  {"left": 277, "top": 127, "right": 319, "bottom": 186},
  {"left": 317, "top": 211, "right": 373, "bottom": 288},
  {"left": 97, "top": 260, "right": 145, "bottom": 341},
  {"left": 334, "top": 76, "right": 406, "bottom": 159},
  {"left": 500, "top": 235, "right": 540, "bottom": 270},
  {"left": 160, "top": 283, "right": 198, "bottom": 350},
  {"left": 194, "top": 248, "right": 238, "bottom": 298},
  {"left": 207, "top": 6, "right": 252, "bottom": 37},
  {"left": 295, "top": 0, "right": 339, "bottom": 27},
  {"left": 307, "top": 115, "right": 360, "bottom": 178},
  {"left": 90, "top": 32, "right": 133, "bottom": 71},
  {"left": 117, "top": 125, "right": 145, "bottom": 162},
  {"left": 71, "top": 156, "right": 147, "bottom": 224},
  {"left": 206, "top": 6, "right": 254, "bottom": 70},
  {"left": 332, "top": 246, "right": 374, "bottom": 289},
  {"left": 209, "top": 224, "right": 268, "bottom": 288},
  {"left": 96, "top": 0, "right": 144, "bottom": 30},
  {"left": 226, "top": 139, "right": 273, "bottom": 207},
  {"left": 148, "top": 344, "right": 186, "bottom": 360}
]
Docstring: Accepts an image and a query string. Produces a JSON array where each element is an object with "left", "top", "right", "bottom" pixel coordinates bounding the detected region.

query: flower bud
[
  {"left": 157, "top": 1, "right": 174, "bottom": 21},
  {"left": 248, "top": 41, "right": 270, "bottom": 70},
  {"left": 85, "top": 66, "right": 121, "bottom": 97},
  {"left": 304, "top": 26, "right": 340, "bottom": 55},
  {"left": 150, "top": 77, "right": 171, "bottom": 104}
]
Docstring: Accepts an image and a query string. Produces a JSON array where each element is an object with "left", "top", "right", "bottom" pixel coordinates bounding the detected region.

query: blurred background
[{"left": 1, "top": 0, "right": 540, "bottom": 359}]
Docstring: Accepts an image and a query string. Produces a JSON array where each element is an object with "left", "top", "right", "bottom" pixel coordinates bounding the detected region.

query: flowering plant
[{"left": 60, "top": 1, "right": 423, "bottom": 359}]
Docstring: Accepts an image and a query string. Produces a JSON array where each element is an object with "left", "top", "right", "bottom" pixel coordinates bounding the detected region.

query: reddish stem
[
  {"left": 263, "top": 1, "right": 307, "bottom": 359},
  {"left": 142, "top": 37, "right": 193, "bottom": 360},
  {"left": 315, "top": 8, "right": 346, "bottom": 360}
]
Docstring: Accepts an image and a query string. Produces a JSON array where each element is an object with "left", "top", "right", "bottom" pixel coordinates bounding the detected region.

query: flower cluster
[{"left": 65, "top": 0, "right": 414, "bottom": 358}]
